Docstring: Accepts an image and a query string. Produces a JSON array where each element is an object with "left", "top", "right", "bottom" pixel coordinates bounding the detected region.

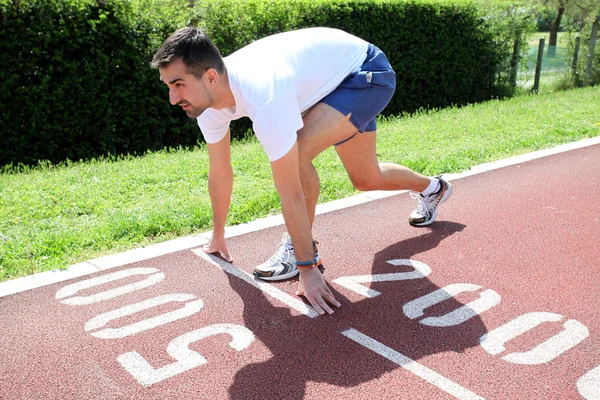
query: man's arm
[
  {"left": 270, "top": 141, "right": 341, "bottom": 315},
  {"left": 202, "top": 129, "right": 233, "bottom": 261}
]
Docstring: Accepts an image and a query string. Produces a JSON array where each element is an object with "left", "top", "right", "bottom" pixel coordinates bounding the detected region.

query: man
[{"left": 152, "top": 26, "right": 452, "bottom": 316}]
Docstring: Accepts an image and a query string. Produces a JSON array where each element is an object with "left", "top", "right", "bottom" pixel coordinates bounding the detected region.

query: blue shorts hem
[{"left": 320, "top": 43, "right": 396, "bottom": 139}]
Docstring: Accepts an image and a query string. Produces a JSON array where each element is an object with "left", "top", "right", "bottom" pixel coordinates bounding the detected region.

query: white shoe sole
[
  {"left": 254, "top": 254, "right": 322, "bottom": 281},
  {"left": 410, "top": 181, "right": 453, "bottom": 227},
  {"left": 255, "top": 267, "right": 299, "bottom": 281}
]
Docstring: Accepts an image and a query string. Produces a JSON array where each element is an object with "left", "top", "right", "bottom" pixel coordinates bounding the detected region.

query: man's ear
[{"left": 204, "top": 68, "right": 219, "bottom": 87}]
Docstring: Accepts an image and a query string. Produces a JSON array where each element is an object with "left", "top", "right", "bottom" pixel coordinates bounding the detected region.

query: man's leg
[
  {"left": 252, "top": 103, "right": 358, "bottom": 281},
  {"left": 333, "top": 129, "right": 452, "bottom": 227},
  {"left": 296, "top": 103, "right": 432, "bottom": 225},
  {"left": 333, "top": 127, "right": 430, "bottom": 193},
  {"left": 296, "top": 103, "right": 363, "bottom": 226},
  {"left": 253, "top": 102, "right": 449, "bottom": 280}
]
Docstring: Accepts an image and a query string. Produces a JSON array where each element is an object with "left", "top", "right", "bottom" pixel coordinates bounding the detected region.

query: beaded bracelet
[{"left": 296, "top": 259, "right": 317, "bottom": 269}]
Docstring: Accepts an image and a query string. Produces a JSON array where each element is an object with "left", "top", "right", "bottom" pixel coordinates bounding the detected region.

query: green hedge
[
  {"left": 196, "top": 0, "right": 532, "bottom": 121},
  {"left": 0, "top": 0, "right": 534, "bottom": 167},
  {"left": 0, "top": 0, "right": 199, "bottom": 167}
]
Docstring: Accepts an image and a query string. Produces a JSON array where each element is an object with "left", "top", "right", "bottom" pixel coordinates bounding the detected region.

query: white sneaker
[
  {"left": 409, "top": 177, "right": 453, "bottom": 226},
  {"left": 253, "top": 233, "right": 321, "bottom": 281}
]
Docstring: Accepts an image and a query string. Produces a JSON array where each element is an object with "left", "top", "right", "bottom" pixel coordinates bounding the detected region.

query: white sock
[{"left": 421, "top": 177, "right": 440, "bottom": 197}]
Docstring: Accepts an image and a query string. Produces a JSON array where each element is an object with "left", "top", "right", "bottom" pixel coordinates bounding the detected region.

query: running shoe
[
  {"left": 409, "top": 177, "right": 453, "bottom": 226},
  {"left": 253, "top": 233, "right": 321, "bottom": 281}
]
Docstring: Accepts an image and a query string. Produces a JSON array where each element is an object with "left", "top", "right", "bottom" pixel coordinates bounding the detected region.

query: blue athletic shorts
[{"left": 321, "top": 43, "right": 396, "bottom": 145}]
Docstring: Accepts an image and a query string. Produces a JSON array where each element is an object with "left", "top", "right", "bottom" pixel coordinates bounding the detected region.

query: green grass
[
  {"left": 1, "top": 86, "right": 599, "bottom": 281},
  {"left": 527, "top": 31, "right": 571, "bottom": 47}
]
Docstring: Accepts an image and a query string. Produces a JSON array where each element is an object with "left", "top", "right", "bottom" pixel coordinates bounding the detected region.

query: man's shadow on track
[{"left": 225, "top": 221, "right": 486, "bottom": 399}]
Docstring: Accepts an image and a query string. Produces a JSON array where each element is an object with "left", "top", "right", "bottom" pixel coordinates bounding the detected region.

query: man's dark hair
[{"left": 151, "top": 27, "right": 225, "bottom": 79}]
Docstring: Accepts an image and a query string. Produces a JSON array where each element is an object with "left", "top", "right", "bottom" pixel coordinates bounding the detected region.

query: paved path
[{"left": 1, "top": 140, "right": 599, "bottom": 399}]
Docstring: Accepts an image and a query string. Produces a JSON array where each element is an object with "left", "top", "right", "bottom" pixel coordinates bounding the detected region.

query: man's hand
[
  {"left": 202, "top": 233, "right": 232, "bottom": 262},
  {"left": 269, "top": 141, "right": 339, "bottom": 314},
  {"left": 296, "top": 267, "right": 341, "bottom": 315}
]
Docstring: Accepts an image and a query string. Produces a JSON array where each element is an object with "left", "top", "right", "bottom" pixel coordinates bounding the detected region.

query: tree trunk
[
  {"left": 585, "top": 16, "right": 599, "bottom": 83},
  {"left": 548, "top": 7, "right": 565, "bottom": 58}
]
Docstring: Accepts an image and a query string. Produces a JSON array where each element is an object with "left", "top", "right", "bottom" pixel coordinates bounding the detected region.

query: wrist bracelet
[{"left": 296, "top": 259, "right": 316, "bottom": 268}]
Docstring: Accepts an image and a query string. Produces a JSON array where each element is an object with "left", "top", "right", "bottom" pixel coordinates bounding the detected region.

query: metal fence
[{"left": 515, "top": 21, "right": 598, "bottom": 93}]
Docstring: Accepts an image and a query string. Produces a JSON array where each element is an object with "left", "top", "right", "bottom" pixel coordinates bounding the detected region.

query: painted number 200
[{"left": 333, "top": 259, "right": 597, "bottom": 399}]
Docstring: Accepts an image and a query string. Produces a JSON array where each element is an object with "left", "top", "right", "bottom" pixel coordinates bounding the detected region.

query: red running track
[{"left": 1, "top": 144, "right": 599, "bottom": 400}]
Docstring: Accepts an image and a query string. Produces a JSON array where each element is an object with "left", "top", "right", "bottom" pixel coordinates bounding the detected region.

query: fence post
[
  {"left": 585, "top": 17, "right": 599, "bottom": 84},
  {"left": 572, "top": 36, "right": 581, "bottom": 75},
  {"left": 510, "top": 38, "right": 520, "bottom": 88},
  {"left": 533, "top": 38, "right": 545, "bottom": 93}
]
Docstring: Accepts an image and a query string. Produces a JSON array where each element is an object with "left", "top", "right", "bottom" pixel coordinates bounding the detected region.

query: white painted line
[
  {"left": 218, "top": 214, "right": 286, "bottom": 239},
  {"left": 0, "top": 262, "right": 101, "bottom": 298},
  {"left": 318, "top": 135, "right": 600, "bottom": 209},
  {"left": 88, "top": 235, "right": 209, "bottom": 270},
  {"left": 1, "top": 135, "right": 599, "bottom": 298},
  {"left": 333, "top": 259, "right": 432, "bottom": 298},
  {"left": 341, "top": 328, "right": 486, "bottom": 400},
  {"left": 444, "top": 136, "right": 600, "bottom": 182},
  {"left": 191, "top": 249, "right": 320, "bottom": 319},
  {"left": 578, "top": 364, "right": 600, "bottom": 400}
]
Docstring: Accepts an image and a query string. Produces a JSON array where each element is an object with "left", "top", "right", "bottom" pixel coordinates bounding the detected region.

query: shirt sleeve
[
  {"left": 252, "top": 92, "right": 304, "bottom": 162},
  {"left": 197, "top": 109, "right": 231, "bottom": 144}
]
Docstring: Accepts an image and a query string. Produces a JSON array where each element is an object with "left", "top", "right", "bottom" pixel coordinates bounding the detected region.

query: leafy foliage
[
  {"left": 196, "top": 0, "right": 534, "bottom": 133},
  {"left": 0, "top": 0, "right": 198, "bottom": 167},
  {"left": 1, "top": 0, "right": 537, "bottom": 166}
]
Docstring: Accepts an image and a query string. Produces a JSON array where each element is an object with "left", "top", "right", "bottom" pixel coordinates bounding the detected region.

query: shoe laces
[
  {"left": 269, "top": 234, "right": 293, "bottom": 263},
  {"left": 410, "top": 191, "right": 433, "bottom": 216}
]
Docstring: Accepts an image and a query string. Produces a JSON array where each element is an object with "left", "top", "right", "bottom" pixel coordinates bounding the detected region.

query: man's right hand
[
  {"left": 202, "top": 233, "right": 232, "bottom": 262},
  {"left": 296, "top": 267, "right": 341, "bottom": 315}
]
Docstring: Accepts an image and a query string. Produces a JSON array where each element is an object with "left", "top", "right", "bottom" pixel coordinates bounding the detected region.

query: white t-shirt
[{"left": 197, "top": 27, "right": 369, "bottom": 161}]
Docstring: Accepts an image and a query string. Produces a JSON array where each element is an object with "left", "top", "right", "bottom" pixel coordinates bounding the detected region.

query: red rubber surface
[{"left": 1, "top": 144, "right": 599, "bottom": 399}]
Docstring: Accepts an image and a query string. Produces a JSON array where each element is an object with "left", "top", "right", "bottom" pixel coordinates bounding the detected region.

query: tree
[
  {"left": 539, "top": 0, "right": 599, "bottom": 56},
  {"left": 546, "top": 0, "right": 572, "bottom": 56}
]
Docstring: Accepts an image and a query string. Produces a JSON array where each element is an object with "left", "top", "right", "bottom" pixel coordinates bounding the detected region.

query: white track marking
[
  {"left": 342, "top": 328, "right": 486, "bottom": 400},
  {"left": 403, "top": 283, "right": 501, "bottom": 327},
  {"left": 55, "top": 268, "right": 165, "bottom": 305},
  {"left": 333, "top": 259, "right": 431, "bottom": 298},
  {"left": 191, "top": 249, "right": 319, "bottom": 319},
  {"left": 578, "top": 364, "right": 600, "bottom": 400},
  {"left": 118, "top": 323, "right": 254, "bottom": 386},
  {"left": 480, "top": 312, "right": 589, "bottom": 365},
  {"left": 85, "top": 294, "right": 204, "bottom": 339}
]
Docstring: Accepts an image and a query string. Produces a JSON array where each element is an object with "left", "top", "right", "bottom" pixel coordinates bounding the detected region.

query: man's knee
[{"left": 350, "top": 174, "right": 378, "bottom": 191}]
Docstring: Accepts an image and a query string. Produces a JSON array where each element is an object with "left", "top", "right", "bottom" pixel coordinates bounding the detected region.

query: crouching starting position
[{"left": 152, "top": 26, "right": 452, "bottom": 315}]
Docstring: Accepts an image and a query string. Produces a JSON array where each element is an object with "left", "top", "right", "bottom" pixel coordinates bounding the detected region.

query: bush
[
  {"left": 576, "top": 14, "right": 600, "bottom": 86},
  {"left": 536, "top": 7, "right": 556, "bottom": 32},
  {"left": 196, "top": 0, "right": 533, "bottom": 125},
  {"left": 476, "top": 1, "right": 537, "bottom": 93},
  {"left": 0, "top": 0, "right": 536, "bottom": 166},
  {"left": 0, "top": 0, "right": 198, "bottom": 167}
]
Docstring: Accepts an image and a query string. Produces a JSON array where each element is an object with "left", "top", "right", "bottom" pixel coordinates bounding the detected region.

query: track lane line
[
  {"left": 191, "top": 249, "right": 320, "bottom": 319},
  {"left": 341, "top": 328, "right": 487, "bottom": 400}
]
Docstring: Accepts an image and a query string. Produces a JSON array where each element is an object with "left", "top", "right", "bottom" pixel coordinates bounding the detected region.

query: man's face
[{"left": 159, "top": 58, "right": 212, "bottom": 119}]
